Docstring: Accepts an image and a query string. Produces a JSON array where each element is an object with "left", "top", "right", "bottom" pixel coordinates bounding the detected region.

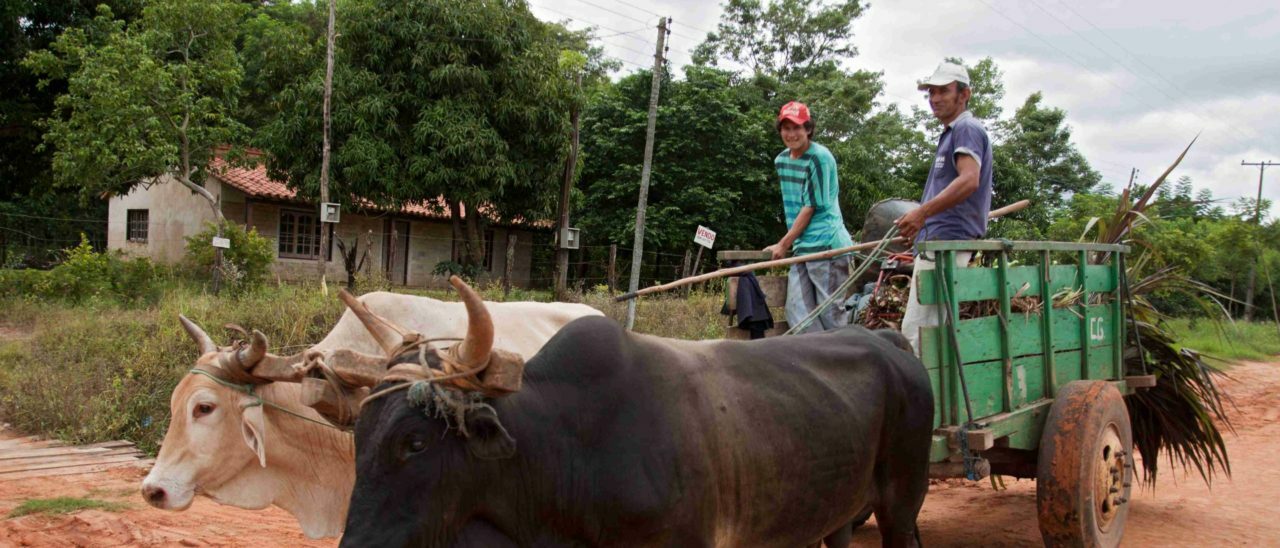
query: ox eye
[
  {"left": 403, "top": 437, "right": 427, "bottom": 458},
  {"left": 193, "top": 403, "right": 216, "bottom": 418}
]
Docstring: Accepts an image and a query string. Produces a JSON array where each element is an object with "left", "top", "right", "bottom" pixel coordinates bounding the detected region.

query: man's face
[
  {"left": 779, "top": 119, "right": 809, "bottom": 153},
  {"left": 927, "top": 82, "right": 969, "bottom": 123}
]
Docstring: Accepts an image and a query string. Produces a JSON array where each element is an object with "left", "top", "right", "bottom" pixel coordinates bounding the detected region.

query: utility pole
[
  {"left": 555, "top": 72, "right": 582, "bottom": 300},
  {"left": 317, "top": 0, "right": 336, "bottom": 280},
  {"left": 1241, "top": 160, "right": 1278, "bottom": 321},
  {"left": 625, "top": 17, "right": 670, "bottom": 330},
  {"left": 1127, "top": 167, "right": 1139, "bottom": 189}
]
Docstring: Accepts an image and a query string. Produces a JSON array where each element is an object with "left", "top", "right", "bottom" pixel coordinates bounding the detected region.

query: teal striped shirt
[{"left": 775, "top": 142, "right": 854, "bottom": 254}]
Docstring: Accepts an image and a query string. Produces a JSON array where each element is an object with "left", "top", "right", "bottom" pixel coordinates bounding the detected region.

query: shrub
[
  {"left": 184, "top": 222, "right": 274, "bottom": 292},
  {"left": 432, "top": 260, "right": 484, "bottom": 281},
  {"left": 39, "top": 235, "right": 114, "bottom": 303},
  {"left": 0, "top": 269, "right": 47, "bottom": 299},
  {"left": 3, "top": 235, "right": 164, "bottom": 305}
]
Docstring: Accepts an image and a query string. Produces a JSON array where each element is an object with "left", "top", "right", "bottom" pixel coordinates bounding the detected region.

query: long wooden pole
[
  {"left": 623, "top": 17, "right": 669, "bottom": 330},
  {"left": 615, "top": 199, "right": 1030, "bottom": 301},
  {"left": 317, "top": 0, "right": 336, "bottom": 280},
  {"left": 555, "top": 72, "right": 582, "bottom": 300}
]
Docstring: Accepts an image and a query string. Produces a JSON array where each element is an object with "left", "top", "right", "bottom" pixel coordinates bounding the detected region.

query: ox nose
[{"left": 141, "top": 484, "right": 167, "bottom": 507}]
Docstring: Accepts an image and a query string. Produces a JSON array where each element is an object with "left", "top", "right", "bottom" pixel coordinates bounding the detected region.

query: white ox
[{"left": 141, "top": 290, "right": 601, "bottom": 538}]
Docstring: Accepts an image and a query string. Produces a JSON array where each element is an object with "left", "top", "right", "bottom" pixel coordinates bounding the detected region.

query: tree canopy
[
  {"left": 24, "top": 0, "right": 248, "bottom": 218},
  {"left": 257, "top": 0, "right": 572, "bottom": 266}
]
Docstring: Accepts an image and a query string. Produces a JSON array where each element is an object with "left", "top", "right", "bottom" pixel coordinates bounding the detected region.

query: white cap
[{"left": 917, "top": 62, "right": 970, "bottom": 91}]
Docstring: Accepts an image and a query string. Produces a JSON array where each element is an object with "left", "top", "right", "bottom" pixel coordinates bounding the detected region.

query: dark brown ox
[{"left": 337, "top": 279, "right": 934, "bottom": 547}]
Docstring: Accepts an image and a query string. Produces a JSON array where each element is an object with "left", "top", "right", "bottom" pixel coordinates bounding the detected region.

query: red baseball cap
[{"left": 777, "top": 101, "right": 811, "bottom": 124}]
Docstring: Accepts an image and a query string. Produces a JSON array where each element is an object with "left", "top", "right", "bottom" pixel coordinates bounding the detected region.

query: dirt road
[
  {"left": 855, "top": 358, "right": 1280, "bottom": 546},
  {"left": 1, "top": 360, "right": 1277, "bottom": 547}
]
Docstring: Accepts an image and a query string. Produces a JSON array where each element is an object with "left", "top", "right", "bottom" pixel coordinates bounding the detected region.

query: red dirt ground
[{"left": 1, "top": 360, "right": 1277, "bottom": 547}]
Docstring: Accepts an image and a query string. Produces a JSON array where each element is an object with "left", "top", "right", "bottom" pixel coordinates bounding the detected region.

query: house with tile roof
[{"left": 106, "top": 156, "right": 545, "bottom": 288}]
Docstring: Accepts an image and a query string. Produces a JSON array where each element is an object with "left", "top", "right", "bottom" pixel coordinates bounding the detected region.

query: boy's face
[{"left": 779, "top": 120, "right": 809, "bottom": 153}]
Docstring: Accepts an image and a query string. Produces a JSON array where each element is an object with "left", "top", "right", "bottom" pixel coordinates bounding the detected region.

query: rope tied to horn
[{"left": 359, "top": 337, "right": 499, "bottom": 412}]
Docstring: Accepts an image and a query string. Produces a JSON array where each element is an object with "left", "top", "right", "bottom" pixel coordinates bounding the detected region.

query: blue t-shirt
[{"left": 920, "top": 111, "right": 994, "bottom": 242}]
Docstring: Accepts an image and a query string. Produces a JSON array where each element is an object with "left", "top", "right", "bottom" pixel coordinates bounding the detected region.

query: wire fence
[{"left": 0, "top": 211, "right": 730, "bottom": 292}]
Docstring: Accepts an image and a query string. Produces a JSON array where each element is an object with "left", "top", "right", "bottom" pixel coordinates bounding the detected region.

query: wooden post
[
  {"left": 317, "top": 0, "right": 336, "bottom": 280},
  {"left": 556, "top": 73, "right": 583, "bottom": 301},
  {"left": 680, "top": 249, "right": 691, "bottom": 296},
  {"left": 388, "top": 225, "right": 398, "bottom": 285},
  {"left": 624, "top": 17, "right": 669, "bottom": 330},
  {"left": 691, "top": 245, "right": 704, "bottom": 293},
  {"left": 608, "top": 244, "right": 617, "bottom": 293},
  {"left": 1262, "top": 258, "right": 1280, "bottom": 338},
  {"left": 503, "top": 233, "right": 516, "bottom": 298}
]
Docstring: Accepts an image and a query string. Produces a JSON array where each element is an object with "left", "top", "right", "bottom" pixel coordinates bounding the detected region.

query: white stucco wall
[
  {"left": 107, "top": 175, "right": 224, "bottom": 262},
  {"left": 107, "top": 175, "right": 541, "bottom": 288}
]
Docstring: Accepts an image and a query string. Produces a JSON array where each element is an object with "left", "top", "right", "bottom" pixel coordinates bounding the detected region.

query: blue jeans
[{"left": 785, "top": 254, "right": 852, "bottom": 333}]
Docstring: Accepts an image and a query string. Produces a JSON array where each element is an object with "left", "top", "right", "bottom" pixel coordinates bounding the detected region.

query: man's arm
[
  {"left": 895, "top": 154, "right": 980, "bottom": 242},
  {"left": 765, "top": 206, "right": 814, "bottom": 260}
]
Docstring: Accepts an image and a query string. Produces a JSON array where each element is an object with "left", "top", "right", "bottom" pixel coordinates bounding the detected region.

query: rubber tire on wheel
[{"left": 1036, "top": 380, "right": 1134, "bottom": 547}]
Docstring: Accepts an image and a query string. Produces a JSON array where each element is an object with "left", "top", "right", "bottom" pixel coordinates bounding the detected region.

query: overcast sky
[{"left": 528, "top": 0, "right": 1280, "bottom": 218}]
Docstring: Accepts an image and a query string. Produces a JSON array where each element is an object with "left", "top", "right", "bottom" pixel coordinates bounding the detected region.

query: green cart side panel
[
  {"left": 926, "top": 305, "right": 1116, "bottom": 365},
  {"left": 919, "top": 307, "right": 1119, "bottom": 364},
  {"left": 918, "top": 264, "right": 1117, "bottom": 305},
  {"left": 923, "top": 321, "right": 1117, "bottom": 430}
]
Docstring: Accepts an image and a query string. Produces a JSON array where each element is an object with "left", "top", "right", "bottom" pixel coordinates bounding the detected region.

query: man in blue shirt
[
  {"left": 897, "top": 62, "right": 995, "bottom": 354},
  {"left": 765, "top": 101, "right": 856, "bottom": 332}
]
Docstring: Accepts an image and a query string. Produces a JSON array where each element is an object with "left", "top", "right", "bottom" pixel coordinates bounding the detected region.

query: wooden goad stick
[{"left": 614, "top": 199, "right": 1031, "bottom": 302}]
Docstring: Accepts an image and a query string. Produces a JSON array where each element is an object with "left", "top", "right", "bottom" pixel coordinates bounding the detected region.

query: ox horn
[
  {"left": 218, "top": 330, "right": 305, "bottom": 384},
  {"left": 451, "top": 276, "right": 493, "bottom": 368},
  {"left": 179, "top": 315, "right": 218, "bottom": 355},
  {"left": 338, "top": 288, "right": 418, "bottom": 356}
]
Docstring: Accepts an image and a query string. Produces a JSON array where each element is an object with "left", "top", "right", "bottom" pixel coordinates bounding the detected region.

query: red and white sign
[{"left": 693, "top": 225, "right": 716, "bottom": 249}]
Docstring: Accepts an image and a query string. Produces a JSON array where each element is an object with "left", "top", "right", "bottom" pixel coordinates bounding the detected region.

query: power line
[
  {"left": 530, "top": 2, "right": 695, "bottom": 59},
  {"left": 603, "top": 0, "right": 716, "bottom": 37},
  {"left": 1025, "top": 0, "right": 1261, "bottom": 151},
  {"left": 973, "top": 0, "right": 1163, "bottom": 116}
]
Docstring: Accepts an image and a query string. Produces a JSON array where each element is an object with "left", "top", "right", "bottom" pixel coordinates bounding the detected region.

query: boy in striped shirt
[{"left": 764, "top": 101, "right": 855, "bottom": 332}]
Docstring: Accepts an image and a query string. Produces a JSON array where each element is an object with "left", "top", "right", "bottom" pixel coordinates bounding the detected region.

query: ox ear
[
  {"left": 463, "top": 406, "right": 515, "bottom": 461},
  {"left": 241, "top": 403, "right": 268, "bottom": 467}
]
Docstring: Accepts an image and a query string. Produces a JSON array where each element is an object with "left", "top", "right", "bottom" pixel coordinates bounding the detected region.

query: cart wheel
[{"left": 1036, "top": 381, "right": 1133, "bottom": 547}]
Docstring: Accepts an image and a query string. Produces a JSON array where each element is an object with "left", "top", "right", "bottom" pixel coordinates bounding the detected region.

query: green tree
[
  {"left": 1, "top": 0, "right": 146, "bottom": 264},
  {"left": 692, "top": 0, "right": 864, "bottom": 81},
  {"left": 258, "top": 0, "right": 572, "bottom": 269},
  {"left": 236, "top": 1, "right": 325, "bottom": 131},
  {"left": 25, "top": 0, "right": 249, "bottom": 221},
  {"left": 576, "top": 67, "right": 779, "bottom": 258},
  {"left": 1, "top": 0, "right": 144, "bottom": 201},
  {"left": 992, "top": 92, "right": 1100, "bottom": 234}
]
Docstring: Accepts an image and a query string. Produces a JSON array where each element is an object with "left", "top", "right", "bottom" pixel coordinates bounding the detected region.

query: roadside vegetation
[
  {"left": 6, "top": 497, "right": 129, "bottom": 518},
  {"left": 2, "top": 268, "right": 1272, "bottom": 456}
]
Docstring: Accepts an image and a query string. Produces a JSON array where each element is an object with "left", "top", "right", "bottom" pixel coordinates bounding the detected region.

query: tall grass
[
  {"left": 0, "top": 281, "right": 729, "bottom": 453},
  {"left": 1165, "top": 319, "right": 1280, "bottom": 363},
  {"left": 0, "top": 282, "right": 344, "bottom": 454}
]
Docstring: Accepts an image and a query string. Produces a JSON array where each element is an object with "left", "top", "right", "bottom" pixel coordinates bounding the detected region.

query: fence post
[
  {"left": 608, "top": 244, "right": 617, "bottom": 293},
  {"left": 681, "top": 249, "right": 692, "bottom": 297},
  {"left": 503, "top": 233, "right": 516, "bottom": 298}
]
